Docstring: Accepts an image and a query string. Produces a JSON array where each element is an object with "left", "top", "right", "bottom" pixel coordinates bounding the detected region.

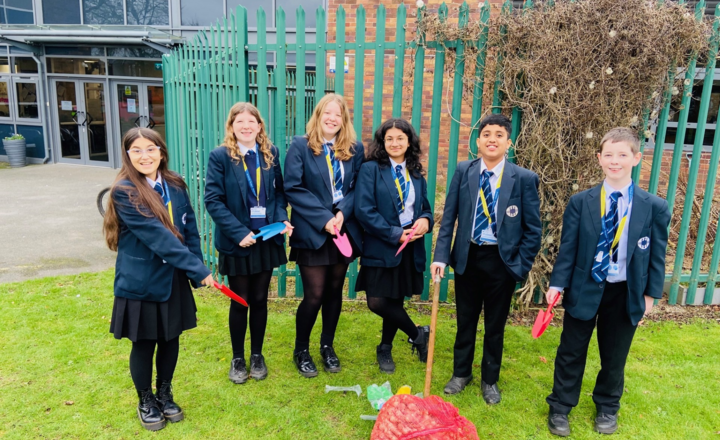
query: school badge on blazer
[
  {"left": 506, "top": 205, "right": 519, "bottom": 217},
  {"left": 638, "top": 236, "right": 650, "bottom": 250}
]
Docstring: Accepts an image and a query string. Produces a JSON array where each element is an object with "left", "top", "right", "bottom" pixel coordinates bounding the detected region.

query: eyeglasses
[{"left": 127, "top": 146, "right": 162, "bottom": 157}]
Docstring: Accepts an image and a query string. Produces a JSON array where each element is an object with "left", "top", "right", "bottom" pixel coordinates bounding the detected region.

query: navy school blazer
[
  {"left": 354, "top": 161, "right": 434, "bottom": 271},
  {"left": 549, "top": 183, "right": 671, "bottom": 325},
  {"left": 113, "top": 177, "right": 212, "bottom": 303},
  {"left": 283, "top": 135, "right": 364, "bottom": 251},
  {"left": 204, "top": 145, "right": 289, "bottom": 257},
  {"left": 433, "top": 159, "right": 542, "bottom": 280}
]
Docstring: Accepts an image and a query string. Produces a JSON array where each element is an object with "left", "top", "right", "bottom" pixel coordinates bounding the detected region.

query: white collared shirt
[
  {"left": 323, "top": 137, "right": 345, "bottom": 183},
  {"left": 238, "top": 142, "right": 258, "bottom": 157},
  {"left": 470, "top": 158, "right": 505, "bottom": 244},
  {"left": 389, "top": 158, "right": 415, "bottom": 227},
  {"left": 145, "top": 172, "right": 162, "bottom": 189}
]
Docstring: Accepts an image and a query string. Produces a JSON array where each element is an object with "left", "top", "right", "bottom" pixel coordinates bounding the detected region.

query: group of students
[{"left": 103, "top": 93, "right": 670, "bottom": 437}]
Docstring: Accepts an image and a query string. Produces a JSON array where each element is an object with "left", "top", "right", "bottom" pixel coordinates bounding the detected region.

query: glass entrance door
[
  {"left": 114, "top": 82, "right": 165, "bottom": 151},
  {"left": 53, "top": 79, "right": 110, "bottom": 166}
]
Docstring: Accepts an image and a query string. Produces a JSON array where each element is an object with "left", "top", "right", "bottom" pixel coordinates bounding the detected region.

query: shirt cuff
[
  {"left": 432, "top": 262, "right": 447, "bottom": 270},
  {"left": 549, "top": 286, "right": 564, "bottom": 294}
]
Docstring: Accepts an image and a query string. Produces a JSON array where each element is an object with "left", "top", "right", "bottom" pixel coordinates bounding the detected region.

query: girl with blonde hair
[
  {"left": 205, "top": 102, "right": 292, "bottom": 384},
  {"left": 283, "top": 93, "right": 364, "bottom": 377}
]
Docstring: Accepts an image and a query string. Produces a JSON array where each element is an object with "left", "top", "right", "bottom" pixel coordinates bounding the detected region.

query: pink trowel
[
  {"left": 332, "top": 225, "right": 353, "bottom": 257},
  {"left": 395, "top": 224, "right": 419, "bottom": 257}
]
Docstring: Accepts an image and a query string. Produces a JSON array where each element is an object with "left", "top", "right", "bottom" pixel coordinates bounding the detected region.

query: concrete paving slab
[{"left": 0, "top": 163, "right": 119, "bottom": 283}]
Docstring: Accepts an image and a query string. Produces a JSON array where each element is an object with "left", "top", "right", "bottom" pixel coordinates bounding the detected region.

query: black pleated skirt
[
  {"left": 355, "top": 240, "right": 424, "bottom": 299},
  {"left": 289, "top": 235, "right": 357, "bottom": 266},
  {"left": 110, "top": 269, "right": 197, "bottom": 342},
  {"left": 218, "top": 236, "right": 287, "bottom": 277}
]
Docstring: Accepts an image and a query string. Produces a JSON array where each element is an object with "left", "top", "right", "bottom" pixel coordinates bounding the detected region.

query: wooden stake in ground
[{"left": 424, "top": 277, "right": 442, "bottom": 397}]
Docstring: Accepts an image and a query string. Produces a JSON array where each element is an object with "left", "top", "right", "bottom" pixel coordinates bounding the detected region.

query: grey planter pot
[{"left": 3, "top": 139, "right": 27, "bottom": 168}]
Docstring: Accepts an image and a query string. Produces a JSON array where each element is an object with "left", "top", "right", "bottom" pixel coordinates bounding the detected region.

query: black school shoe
[
  {"left": 547, "top": 412, "right": 571, "bottom": 437},
  {"left": 409, "top": 325, "right": 429, "bottom": 362},
  {"left": 376, "top": 344, "right": 395, "bottom": 374},
  {"left": 155, "top": 379, "right": 184, "bottom": 423},
  {"left": 481, "top": 381, "right": 501, "bottom": 405},
  {"left": 320, "top": 345, "right": 341, "bottom": 373},
  {"left": 293, "top": 349, "right": 319, "bottom": 378},
  {"left": 229, "top": 357, "right": 248, "bottom": 384},
  {"left": 136, "top": 388, "right": 166, "bottom": 431},
  {"left": 595, "top": 412, "right": 618, "bottom": 434},
  {"left": 249, "top": 354, "right": 268, "bottom": 380}
]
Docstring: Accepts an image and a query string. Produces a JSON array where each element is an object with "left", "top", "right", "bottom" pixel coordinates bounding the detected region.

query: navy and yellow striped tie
[
  {"left": 591, "top": 191, "right": 622, "bottom": 282},
  {"left": 472, "top": 170, "right": 495, "bottom": 243}
]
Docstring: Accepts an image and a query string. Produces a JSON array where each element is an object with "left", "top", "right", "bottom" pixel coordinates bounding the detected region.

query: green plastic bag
[{"left": 367, "top": 381, "right": 393, "bottom": 411}]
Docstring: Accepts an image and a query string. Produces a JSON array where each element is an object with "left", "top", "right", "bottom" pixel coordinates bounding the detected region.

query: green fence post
[
  {"left": 372, "top": 5, "right": 387, "bottom": 132},
  {"left": 353, "top": 5, "right": 366, "bottom": 135},
  {"left": 315, "top": 7, "right": 327, "bottom": 100},
  {"left": 491, "top": 1, "right": 513, "bottom": 114},
  {"left": 425, "top": 3, "right": 448, "bottom": 301},
  {"left": 685, "top": 5, "right": 720, "bottom": 304},
  {"left": 469, "top": 1, "right": 491, "bottom": 159},
  {"left": 668, "top": 0, "right": 709, "bottom": 305},
  {"left": 295, "top": 7, "right": 307, "bottom": 136},
  {"left": 446, "top": 2, "right": 469, "bottom": 185},
  {"left": 275, "top": 7, "right": 288, "bottom": 298},
  {"left": 334, "top": 6, "right": 346, "bottom": 96},
  {"left": 647, "top": 65, "right": 676, "bottom": 195},
  {"left": 391, "top": 4, "right": 407, "bottom": 118}
]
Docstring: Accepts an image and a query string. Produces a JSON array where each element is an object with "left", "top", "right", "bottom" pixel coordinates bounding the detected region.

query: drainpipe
[{"left": 31, "top": 53, "right": 51, "bottom": 164}]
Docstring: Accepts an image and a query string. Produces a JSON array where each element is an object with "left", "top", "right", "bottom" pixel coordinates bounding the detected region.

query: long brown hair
[
  {"left": 222, "top": 102, "right": 274, "bottom": 169},
  {"left": 103, "top": 128, "right": 186, "bottom": 251},
  {"left": 305, "top": 93, "right": 356, "bottom": 161}
]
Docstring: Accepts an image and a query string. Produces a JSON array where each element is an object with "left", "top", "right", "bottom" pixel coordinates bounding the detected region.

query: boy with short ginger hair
[{"left": 545, "top": 127, "right": 671, "bottom": 436}]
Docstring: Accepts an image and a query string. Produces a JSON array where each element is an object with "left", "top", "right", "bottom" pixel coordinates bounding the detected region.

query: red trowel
[
  {"left": 213, "top": 281, "right": 248, "bottom": 307},
  {"left": 532, "top": 293, "right": 560, "bottom": 339}
]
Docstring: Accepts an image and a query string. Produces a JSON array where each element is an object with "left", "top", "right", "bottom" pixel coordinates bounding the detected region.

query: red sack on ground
[{"left": 370, "top": 394, "right": 479, "bottom": 440}]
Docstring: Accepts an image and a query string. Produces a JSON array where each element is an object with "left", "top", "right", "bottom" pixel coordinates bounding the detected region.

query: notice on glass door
[
  {"left": 61, "top": 101, "right": 73, "bottom": 111},
  {"left": 127, "top": 98, "right": 137, "bottom": 113}
]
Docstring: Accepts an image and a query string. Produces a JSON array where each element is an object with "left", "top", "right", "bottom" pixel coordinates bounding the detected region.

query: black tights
[
  {"left": 366, "top": 296, "right": 419, "bottom": 346},
  {"left": 294, "top": 263, "right": 348, "bottom": 352},
  {"left": 227, "top": 271, "right": 272, "bottom": 359},
  {"left": 129, "top": 337, "right": 179, "bottom": 392}
]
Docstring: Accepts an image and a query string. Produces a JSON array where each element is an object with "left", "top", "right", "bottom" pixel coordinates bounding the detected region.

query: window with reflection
[
  {"left": 0, "top": 81, "right": 10, "bottom": 118},
  {"left": 108, "top": 60, "right": 163, "bottom": 78},
  {"left": 82, "top": 0, "right": 124, "bottom": 24},
  {"left": 1, "top": 0, "right": 34, "bottom": 24},
  {"left": 48, "top": 58, "right": 106, "bottom": 75},
  {"left": 277, "top": 0, "right": 322, "bottom": 27},
  {"left": 14, "top": 57, "right": 38, "bottom": 74},
  {"left": 42, "top": 0, "right": 81, "bottom": 24},
  {"left": 181, "top": 0, "right": 223, "bottom": 26},
  {"left": 0, "top": 57, "right": 9, "bottom": 74},
  {"left": 127, "top": 0, "right": 169, "bottom": 25},
  {"left": 107, "top": 47, "right": 163, "bottom": 58},
  {"left": 15, "top": 82, "right": 38, "bottom": 119}
]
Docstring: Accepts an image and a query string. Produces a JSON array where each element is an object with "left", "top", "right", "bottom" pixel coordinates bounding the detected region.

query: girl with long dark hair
[
  {"left": 354, "top": 118, "right": 433, "bottom": 374},
  {"left": 283, "top": 93, "right": 364, "bottom": 377},
  {"left": 104, "top": 128, "right": 213, "bottom": 431},
  {"left": 205, "top": 102, "right": 292, "bottom": 384}
]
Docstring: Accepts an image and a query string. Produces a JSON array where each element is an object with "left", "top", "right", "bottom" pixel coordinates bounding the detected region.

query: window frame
[{"left": 12, "top": 76, "right": 41, "bottom": 122}]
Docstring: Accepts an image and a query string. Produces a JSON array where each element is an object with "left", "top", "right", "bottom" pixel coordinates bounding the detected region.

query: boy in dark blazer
[
  {"left": 545, "top": 127, "right": 671, "bottom": 436},
  {"left": 431, "top": 114, "right": 542, "bottom": 404}
]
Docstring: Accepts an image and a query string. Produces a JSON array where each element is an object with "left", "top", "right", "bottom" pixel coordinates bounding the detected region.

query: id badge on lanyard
[{"left": 243, "top": 153, "right": 266, "bottom": 219}]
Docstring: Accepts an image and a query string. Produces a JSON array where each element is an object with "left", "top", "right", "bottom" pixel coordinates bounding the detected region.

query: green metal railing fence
[{"left": 164, "top": 0, "right": 720, "bottom": 305}]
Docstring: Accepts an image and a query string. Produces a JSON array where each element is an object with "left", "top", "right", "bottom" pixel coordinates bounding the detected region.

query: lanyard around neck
[
  {"left": 162, "top": 180, "right": 174, "bottom": 225},
  {"left": 600, "top": 184, "right": 634, "bottom": 253},
  {"left": 393, "top": 166, "right": 410, "bottom": 212},
  {"left": 323, "top": 144, "right": 340, "bottom": 189},
  {"left": 478, "top": 166, "right": 504, "bottom": 221},
  {"left": 241, "top": 151, "right": 261, "bottom": 204}
]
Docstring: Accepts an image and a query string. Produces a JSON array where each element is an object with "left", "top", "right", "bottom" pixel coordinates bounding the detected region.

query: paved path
[{"left": 0, "top": 164, "right": 119, "bottom": 283}]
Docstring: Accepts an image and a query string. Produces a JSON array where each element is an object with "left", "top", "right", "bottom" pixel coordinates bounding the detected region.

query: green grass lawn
[{"left": 1, "top": 271, "right": 718, "bottom": 439}]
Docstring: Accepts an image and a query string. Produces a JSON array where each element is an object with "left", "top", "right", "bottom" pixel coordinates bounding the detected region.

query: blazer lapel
[
  {"left": 626, "top": 184, "right": 650, "bottom": 265},
  {"left": 229, "top": 156, "right": 249, "bottom": 203},
  {"left": 410, "top": 172, "right": 423, "bottom": 220},
  {"left": 312, "top": 149, "right": 333, "bottom": 194},
  {"left": 342, "top": 157, "right": 353, "bottom": 195},
  {"left": 466, "top": 160, "right": 481, "bottom": 226},
  {"left": 495, "top": 161, "right": 516, "bottom": 232},
  {"left": 258, "top": 148, "right": 271, "bottom": 199},
  {"left": 585, "top": 184, "right": 603, "bottom": 237},
  {"left": 380, "top": 165, "right": 400, "bottom": 221}
]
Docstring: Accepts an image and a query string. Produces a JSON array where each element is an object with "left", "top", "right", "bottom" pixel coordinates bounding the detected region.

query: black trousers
[
  {"left": 546, "top": 281, "right": 638, "bottom": 415},
  {"left": 453, "top": 244, "right": 517, "bottom": 383}
]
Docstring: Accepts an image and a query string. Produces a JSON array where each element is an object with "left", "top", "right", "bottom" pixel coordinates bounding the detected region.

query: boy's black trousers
[
  {"left": 546, "top": 281, "right": 638, "bottom": 415},
  {"left": 452, "top": 244, "right": 517, "bottom": 384}
]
